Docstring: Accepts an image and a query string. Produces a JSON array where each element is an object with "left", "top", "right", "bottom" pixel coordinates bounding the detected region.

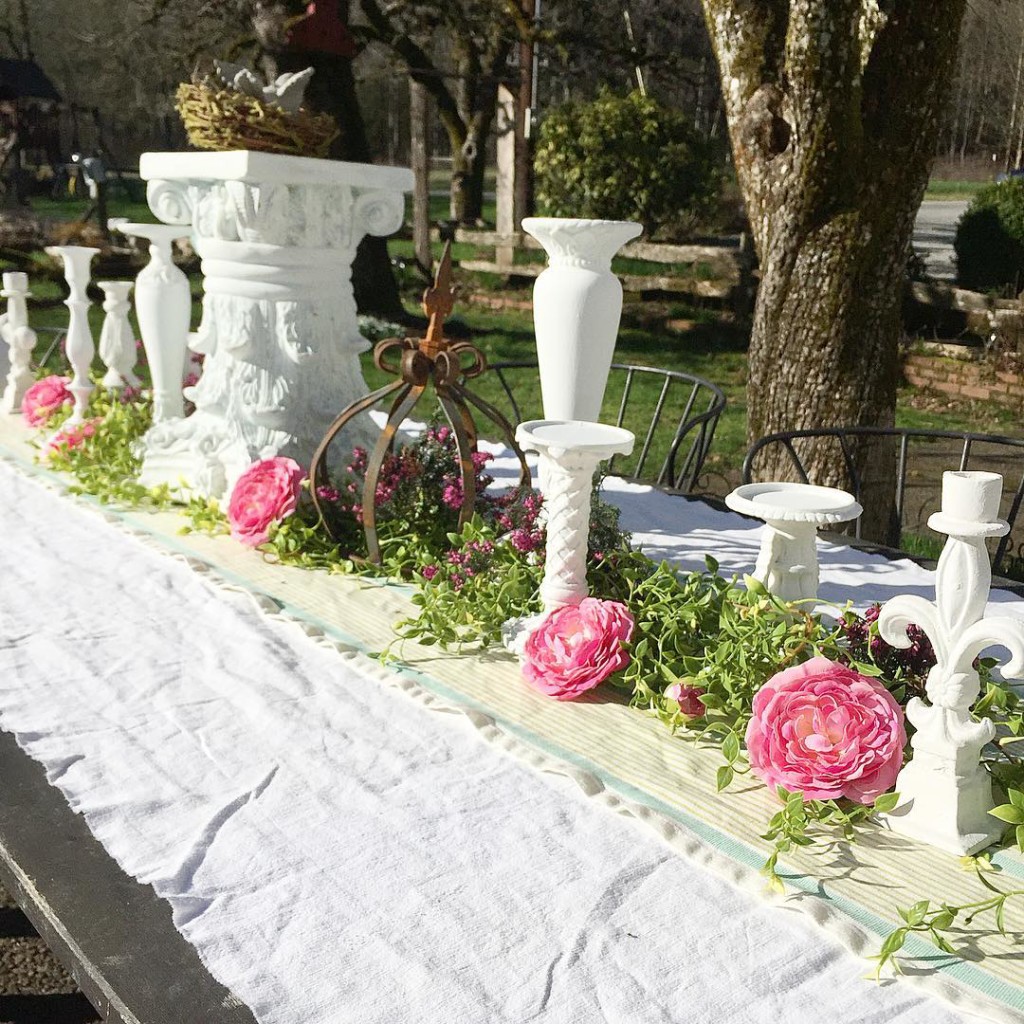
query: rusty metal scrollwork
[{"left": 309, "top": 241, "right": 532, "bottom": 563}]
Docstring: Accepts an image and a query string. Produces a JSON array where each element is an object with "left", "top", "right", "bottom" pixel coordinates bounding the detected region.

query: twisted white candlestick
[{"left": 516, "top": 420, "right": 634, "bottom": 612}]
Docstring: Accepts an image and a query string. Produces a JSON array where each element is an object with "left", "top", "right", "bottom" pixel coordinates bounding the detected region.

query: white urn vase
[
  {"left": 116, "top": 223, "right": 191, "bottom": 422},
  {"left": 521, "top": 217, "right": 642, "bottom": 421}
]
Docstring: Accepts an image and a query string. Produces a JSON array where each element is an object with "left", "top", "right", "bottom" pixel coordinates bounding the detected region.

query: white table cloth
[{"left": 0, "top": 456, "right": 1014, "bottom": 1024}]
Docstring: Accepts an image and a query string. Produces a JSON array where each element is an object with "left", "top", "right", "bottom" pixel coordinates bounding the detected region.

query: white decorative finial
[
  {"left": 878, "top": 471, "right": 1024, "bottom": 855},
  {"left": 45, "top": 246, "right": 100, "bottom": 425},
  {"left": 97, "top": 281, "right": 139, "bottom": 389},
  {"left": 0, "top": 271, "right": 37, "bottom": 413}
]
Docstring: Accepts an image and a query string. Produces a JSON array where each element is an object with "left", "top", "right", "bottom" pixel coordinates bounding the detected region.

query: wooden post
[
  {"left": 410, "top": 79, "right": 432, "bottom": 274},
  {"left": 495, "top": 84, "right": 516, "bottom": 273},
  {"left": 514, "top": 0, "right": 536, "bottom": 228}
]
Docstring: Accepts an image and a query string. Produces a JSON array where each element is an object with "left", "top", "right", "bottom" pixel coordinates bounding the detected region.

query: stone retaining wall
[{"left": 903, "top": 352, "right": 1024, "bottom": 408}]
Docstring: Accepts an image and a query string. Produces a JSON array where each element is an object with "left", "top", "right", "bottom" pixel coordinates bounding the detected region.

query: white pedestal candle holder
[
  {"left": 0, "top": 271, "right": 36, "bottom": 413},
  {"left": 516, "top": 419, "right": 635, "bottom": 612},
  {"left": 522, "top": 217, "right": 641, "bottom": 423},
  {"left": 46, "top": 246, "right": 100, "bottom": 425},
  {"left": 134, "top": 149, "right": 413, "bottom": 499},
  {"left": 97, "top": 280, "right": 140, "bottom": 390},
  {"left": 113, "top": 223, "right": 191, "bottom": 422},
  {"left": 878, "top": 471, "right": 1024, "bottom": 856},
  {"left": 725, "top": 482, "right": 862, "bottom": 602}
]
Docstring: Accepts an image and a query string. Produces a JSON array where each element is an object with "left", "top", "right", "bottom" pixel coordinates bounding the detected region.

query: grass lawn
[
  {"left": 922, "top": 178, "right": 990, "bottom": 202},
  {"left": 25, "top": 232, "right": 1022, "bottom": 503}
]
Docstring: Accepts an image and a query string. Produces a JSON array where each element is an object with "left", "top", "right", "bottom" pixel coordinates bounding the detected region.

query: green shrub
[
  {"left": 954, "top": 179, "right": 1024, "bottom": 294},
  {"left": 533, "top": 89, "right": 720, "bottom": 238}
]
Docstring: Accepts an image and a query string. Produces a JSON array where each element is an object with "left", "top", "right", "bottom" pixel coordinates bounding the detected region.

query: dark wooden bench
[{"left": 0, "top": 729, "right": 258, "bottom": 1024}]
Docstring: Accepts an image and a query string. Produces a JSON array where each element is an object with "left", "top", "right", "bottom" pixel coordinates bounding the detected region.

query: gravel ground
[{"left": 0, "top": 883, "right": 98, "bottom": 1024}]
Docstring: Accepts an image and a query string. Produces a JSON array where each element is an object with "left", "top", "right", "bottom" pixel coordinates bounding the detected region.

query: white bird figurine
[{"left": 213, "top": 60, "right": 314, "bottom": 114}]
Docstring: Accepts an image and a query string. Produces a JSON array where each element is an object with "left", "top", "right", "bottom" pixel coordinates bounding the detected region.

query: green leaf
[
  {"left": 906, "top": 900, "right": 930, "bottom": 926},
  {"left": 1009, "top": 788, "right": 1024, "bottom": 810},
  {"left": 722, "top": 732, "right": 740, "bottom": 764},
  {"left": 873, "top": 791, "right": 901, "bottom": 814},
  {"left": 930, "top": 909, "right": 955, "bottom": 930},
  {"left": 1016, "top": 824, "right": 1024, "bottom": 852},
  {"left": 716, "top": 765, "right": 734, "bottom": 792},
  {"left": 878, "top": 927, "right": 909, "bottom": 959},
  {"left": 989, "top": 803, "right": 1024, "bottom": 825}
]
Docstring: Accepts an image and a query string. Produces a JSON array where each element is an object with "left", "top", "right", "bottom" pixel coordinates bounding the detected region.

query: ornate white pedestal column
[
  {"left": 97, "top": 281, "right": 140, "bottom": 390},
  {"left": 879, "top": 471, "right": 1024, "bottom": 856},
  {"left": 725, "top": 482, "right": 862, "bottom": 603},
  {"left": 1, "top": 271, "right": 36, "bottom": 413},
  {"left": 46, "top": 246, "right": 99, "bottom": 425},
  {"left": 137, "top": 150, "right": 413, "bottom": 498}
]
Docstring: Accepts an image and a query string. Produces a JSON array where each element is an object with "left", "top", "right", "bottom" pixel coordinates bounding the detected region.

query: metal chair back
[
  {"left": 742, "top": 426, "right": 1024, "bottom": 575},
  {"left": 485, "top": 361, "right": 726, "bottom": 493}
]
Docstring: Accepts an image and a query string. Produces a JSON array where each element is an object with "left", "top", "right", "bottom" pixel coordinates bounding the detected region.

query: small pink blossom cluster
[
  {"left": 492, "top": 489, "right": 544, "bottom": 555},
  {"left": 44, "top": 417, "right": 101, "bottom": 459},
  {"left": 421, "top": 538, "right": 495, "bottom": 591},
  {"left": 664, "top": 682, "right": 707, "bottom": 718}
]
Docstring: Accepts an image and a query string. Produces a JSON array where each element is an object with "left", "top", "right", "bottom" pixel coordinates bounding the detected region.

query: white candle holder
[
  {"left": 0, "top": 271, "right": 36, "bottom": 413},
  {"left": 878, "top": 471, "right": 1024, "bottom": 855},
  {"left": 725, "top": 482, "right": 862, "bottom": 602},
  {"left": 46, "top": 246, "right": 100, "bottom": 425},
  {"left": 97, "top": 281, "right": 140, "bottom": 390},
  {"left": 517, "top": 420, "right": 635, "bottom": 611},
  {"left": 113, "top": 223, "right": 191, "bottom": 423}
]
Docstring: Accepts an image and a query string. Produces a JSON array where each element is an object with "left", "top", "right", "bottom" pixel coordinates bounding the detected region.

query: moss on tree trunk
[{"left": 702, "top": 0, "right": 966, "bottom": 539}]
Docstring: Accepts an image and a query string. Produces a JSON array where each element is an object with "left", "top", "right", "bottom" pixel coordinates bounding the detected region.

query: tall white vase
[
  {"left": 46, "top": 246, "right": 100, "bottom": 425},
  {"left": 116, "top": 223, "right": 191, "bottom": 422},
  {"left": 521, "top": 218, "right": 642, "bottom": 422}
]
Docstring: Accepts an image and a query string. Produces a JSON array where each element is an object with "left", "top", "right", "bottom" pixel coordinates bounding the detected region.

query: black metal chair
[
  {"left": 481, "top": 361, "right": 727, "bottom": 493},
  {"left": 742, "top": 426, "right": 1024, "bottom": 576}
]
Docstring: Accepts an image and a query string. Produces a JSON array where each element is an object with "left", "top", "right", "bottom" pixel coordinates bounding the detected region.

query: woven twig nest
[{"left": 175, "top": 82, "right": 339, "bottom": 159}]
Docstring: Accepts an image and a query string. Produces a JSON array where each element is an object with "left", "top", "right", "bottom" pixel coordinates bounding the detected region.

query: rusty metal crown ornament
[{"left": 309, "top": 241, "right": 532, "bottom": 563}]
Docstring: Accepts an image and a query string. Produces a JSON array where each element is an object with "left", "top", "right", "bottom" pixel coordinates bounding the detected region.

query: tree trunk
[
  {"left": 702, "top": 0, "right": 966, "bottom": 542},
  {"left": 253, "top": 0, "right": 405, "bottom": 320}
]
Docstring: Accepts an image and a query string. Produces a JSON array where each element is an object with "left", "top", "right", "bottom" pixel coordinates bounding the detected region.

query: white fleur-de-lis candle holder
[
  {"left": 46, "top": 246, "right": 100, "bottom": 425},
  {"left": 0, "top": 271, "right": 37, "bottom": 413},
  {"left": 878, "top": 471, "right": 1024, "bottom": 856}
]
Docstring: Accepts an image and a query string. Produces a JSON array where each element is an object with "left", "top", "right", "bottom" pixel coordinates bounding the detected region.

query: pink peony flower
[
  {"left": 745, "top": 656, "right": 906, "bottom": 805},
  {"left": 44, "top": 417, "right": 100, "bottom": 458},
  {"left": 22, "top": 375, "right": 73, "bottom": 427},
  {"left": 227, "top": 457, "right": 305, "bottom": 547},
  {"left": 665, "top": 683, "right": 706, "bottom": 718},
  {"left": 521, "top": 598, "right": 634, "bottom": 701}
]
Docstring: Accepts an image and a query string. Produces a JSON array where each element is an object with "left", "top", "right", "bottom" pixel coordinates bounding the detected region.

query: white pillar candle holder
[
  {"left": 113, "top": 223, "right": 191, "bottom": 423},
  {"left": 0, "top": 271, "right": 36, "bottom": 413},
  {"left": 878, "top": 470, "right": 1024, "bottom": 856},
  {"left": 725, "top": 482, "right": 862, "bottom": 602},
  {"left": 45, "top": 246, "right": 100, "bottom": 425},
  {"left": 522, "top": 217, "right": 641, "bottom": 422},
  {"left": 97, "top": 281, "right": 139, "bottom": 390},
  {"left": 517, "top": 419, "right": 635, "bottom": 611}
]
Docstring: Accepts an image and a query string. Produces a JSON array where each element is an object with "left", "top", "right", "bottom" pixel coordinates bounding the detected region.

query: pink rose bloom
[
  {"left": 745, "top": 656, "right": 906, "bottom": 804},
  {"left": 665, "top": 682, "right": 706, "bottom": 718},
  {"left": 521, "top": 598, "right": 634, "bottom": 701},
  {"left": 227, "top": 457, "right": 305, "bottom": 547},
  {"left": 22, "top": 375, "right": 72, "bottom": 427}
]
